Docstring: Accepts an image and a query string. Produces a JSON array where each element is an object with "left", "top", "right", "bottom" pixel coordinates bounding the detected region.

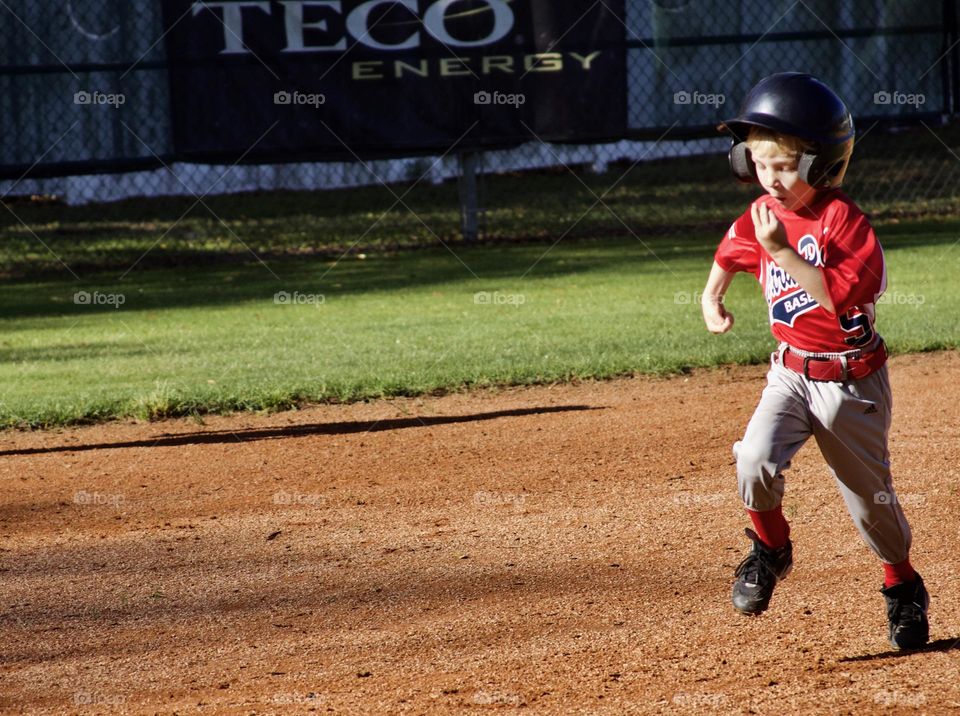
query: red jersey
[{"left": 714, "top": 190, "right": 886, "bottom": 353}]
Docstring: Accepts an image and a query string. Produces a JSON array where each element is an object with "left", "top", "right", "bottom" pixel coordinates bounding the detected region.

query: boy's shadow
[{"left": 840, "top": 637, "right": 960, "bottom": 662}]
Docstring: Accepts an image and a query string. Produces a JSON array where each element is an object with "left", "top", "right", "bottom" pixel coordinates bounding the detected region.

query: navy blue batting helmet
[{"left": 721, "top": 72, "right": 855, "bottom": 187}]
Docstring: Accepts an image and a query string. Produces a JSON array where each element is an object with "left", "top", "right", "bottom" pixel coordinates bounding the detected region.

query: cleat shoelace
[
  {"left": 888, "top": 597, "right": 925, "bottom": 626},
  {"left": 734, "top": 530, "right": 787, "bottom": 587},
  {"left": 734, "top": 552, "right": 775, "bottom": 587}
]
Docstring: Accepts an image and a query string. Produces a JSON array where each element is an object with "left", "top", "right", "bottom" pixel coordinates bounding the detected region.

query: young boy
[{"left": 701, "top": 72, "right": 930, "bottom": 649}]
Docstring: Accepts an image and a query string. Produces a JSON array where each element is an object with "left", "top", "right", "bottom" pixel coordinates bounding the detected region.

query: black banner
[
  {"left": 163, "top": 0, "right": 628, "bottom": 162},
  {"left": 0, "top": 0, "right": 954, "bottom": 180}
]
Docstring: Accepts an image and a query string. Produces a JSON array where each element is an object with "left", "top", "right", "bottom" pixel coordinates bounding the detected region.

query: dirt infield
[{"left": 2, "top": 352, "right": 959, "bottom": 714}]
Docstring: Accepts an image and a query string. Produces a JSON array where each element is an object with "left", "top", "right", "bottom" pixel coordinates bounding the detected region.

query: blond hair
[{"left": 744, "top": 126, "right": 814, "bottom": 159}]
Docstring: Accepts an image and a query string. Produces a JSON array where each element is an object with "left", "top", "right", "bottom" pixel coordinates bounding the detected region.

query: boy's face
[{"left": 750, "top": 146, "right": 819, "bottom": 212}]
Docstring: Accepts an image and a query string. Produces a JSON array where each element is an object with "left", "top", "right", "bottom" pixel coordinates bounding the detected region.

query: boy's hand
[
  {"left": 748, "top": 200, "right": 836, "bottom": 312},
  {"left": 701, "top": 295, "right": 735, "bottom": 334},
  {"left": 751, "top": 201, "right": 789, "bottom": 256}
]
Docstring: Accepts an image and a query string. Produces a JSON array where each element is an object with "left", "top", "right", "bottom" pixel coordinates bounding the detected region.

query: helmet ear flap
[
  {"left": 797, "top": 152, "right": 818, "bottom": 185},
  {"left": 729, "top": 142, "right": 757, "bottom": 183},
  {"left": 798, "top": 149, "right": 849, "bottom": 188}
]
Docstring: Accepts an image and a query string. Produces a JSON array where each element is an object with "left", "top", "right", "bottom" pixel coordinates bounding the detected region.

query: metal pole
[{"left": 459, "top": 151, "right": 480, "bottom": 241}]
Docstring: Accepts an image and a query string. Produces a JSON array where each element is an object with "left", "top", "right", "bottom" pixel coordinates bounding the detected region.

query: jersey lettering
[
  {"left": 770, "top": 290, "right": 819, "bottom": 326},
  {"left": 839, "top": 308, "right": 876, "bottom": 347},
  {"left": 714, "top": 193, "right": 885, "bottom": 352},
  {"left": 796, "top": 234, "right": 823, "bottom": 266}
]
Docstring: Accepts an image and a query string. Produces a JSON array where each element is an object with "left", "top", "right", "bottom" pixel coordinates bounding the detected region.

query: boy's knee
[
  {"left": 734, "top": 440, "right": 784, "bottom": 510},
  {"left": 734, "top": 440, "right": 777, "bottom": 481}
]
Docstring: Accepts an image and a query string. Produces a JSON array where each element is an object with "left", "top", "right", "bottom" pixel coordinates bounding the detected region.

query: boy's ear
[{"left": 729, "top": 142, "right": 757, "bottom": 183}]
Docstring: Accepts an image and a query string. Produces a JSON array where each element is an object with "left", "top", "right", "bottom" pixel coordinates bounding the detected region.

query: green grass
[
  {"left": 1, "top": 223, "right": 958, "bottom": 428},
  {"left": 3, "top": 124, "right": 960, "bottom": 427}
]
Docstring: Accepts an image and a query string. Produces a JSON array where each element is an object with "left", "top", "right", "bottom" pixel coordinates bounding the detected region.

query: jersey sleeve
[
  {"left": 819, "top": 203, "right": 885, "bottom": 316},
  {"left": 714, "top": 207, "right": 761, "bottom": 276}
]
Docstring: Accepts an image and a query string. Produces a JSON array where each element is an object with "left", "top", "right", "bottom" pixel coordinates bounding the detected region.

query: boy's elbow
[{"left": 816, "top": 272, "right": 836, "bottom": 314}]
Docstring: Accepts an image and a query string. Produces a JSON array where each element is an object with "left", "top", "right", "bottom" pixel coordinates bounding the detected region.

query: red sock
[
  {"left": 883, "top": 558, "right": 916, "bottom": 587},
  {"left": 746, "top": 505, "right": 790, "bottom": 549}
]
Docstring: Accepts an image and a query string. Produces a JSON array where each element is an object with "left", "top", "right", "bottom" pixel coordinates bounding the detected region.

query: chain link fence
[{"left": 1, "top": 0, "right": 959, "bottom": 263}]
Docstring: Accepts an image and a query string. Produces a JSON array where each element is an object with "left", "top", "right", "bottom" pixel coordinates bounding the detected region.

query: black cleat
[
  {"left": 731, "top": 528, "right": 793, "bottom": 615},
  {"left": 881, "top": 574, "right": 930, "bottom": 650}
]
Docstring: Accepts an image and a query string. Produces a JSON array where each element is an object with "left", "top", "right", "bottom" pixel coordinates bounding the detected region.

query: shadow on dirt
[
  {"left": 0, "top": 405, "right": 601, "bottom": 456},
  {"left": 839, "top": 637, "right": 960, "bottom": 662}
]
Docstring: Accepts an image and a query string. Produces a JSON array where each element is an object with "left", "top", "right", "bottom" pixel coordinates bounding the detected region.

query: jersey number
[{"left": 839, "top": 309, "right": 875, "bottom": 347}]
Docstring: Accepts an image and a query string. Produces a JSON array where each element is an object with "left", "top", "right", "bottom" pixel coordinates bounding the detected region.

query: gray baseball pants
[{"left": 734, "top": 349, "right": 912, "bottom": 564}]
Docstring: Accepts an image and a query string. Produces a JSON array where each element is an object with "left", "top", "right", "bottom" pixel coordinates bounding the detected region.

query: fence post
[
  {"left": 458, "top": 151, "right": 481, "bottom": 241},
  {"left": 947, "top": 0, "right": 959, "bottom": 115}
]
